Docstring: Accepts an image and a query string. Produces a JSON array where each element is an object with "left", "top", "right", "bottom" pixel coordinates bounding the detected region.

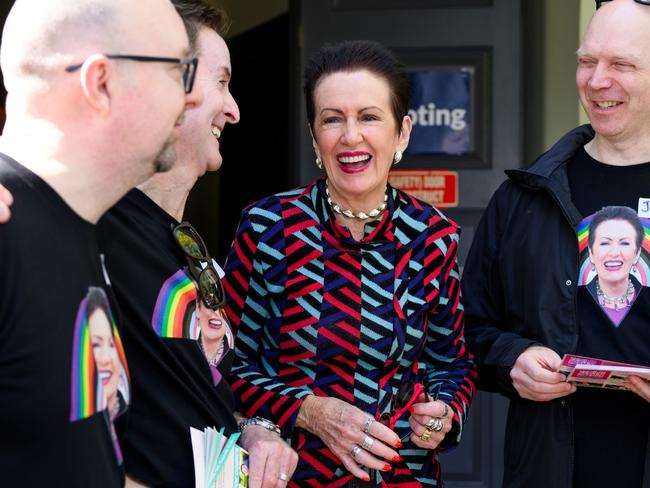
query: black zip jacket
[{"left": 462, "top": 125, "right": 650, "bottom": 488}]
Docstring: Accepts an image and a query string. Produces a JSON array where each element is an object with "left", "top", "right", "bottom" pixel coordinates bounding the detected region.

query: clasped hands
[{"left": 296, "top": 394, "right": 452, "bottom": 482}]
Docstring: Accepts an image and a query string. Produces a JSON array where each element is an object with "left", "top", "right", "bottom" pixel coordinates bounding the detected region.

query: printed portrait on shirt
[
  {"left": 69, "top": 286, "right": 130, "bottom": 462},
  {"left": 577, "top": 206, "right": 650, "bottom": 327},
  {"left": 151, "top": 267, "right": 233, "bottom": 368}
]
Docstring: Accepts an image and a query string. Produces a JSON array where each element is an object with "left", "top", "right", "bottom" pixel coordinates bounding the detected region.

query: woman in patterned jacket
[{"left": 224, "top": 40, "right": 477, "bottom": 487}]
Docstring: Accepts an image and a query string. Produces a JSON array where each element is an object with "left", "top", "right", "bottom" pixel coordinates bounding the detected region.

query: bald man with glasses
[{"left": 0, "top": 0, "right": 192, "bottom": 486}]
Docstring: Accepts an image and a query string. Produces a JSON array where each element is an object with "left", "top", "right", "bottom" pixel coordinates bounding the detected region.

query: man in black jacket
[{"left": 462, "top": 1, "right": 650, "bottom": 487}]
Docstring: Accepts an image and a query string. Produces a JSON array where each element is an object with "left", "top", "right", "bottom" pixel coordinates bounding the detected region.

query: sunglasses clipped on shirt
[
  {"left": 171, "top": 221, "right": 226, "bottom": 310},
  {"left": 596, "top": 0, "right": 650, "bottom": 8},
  {"left": 65, "top": 54, "right": 198, "bottom": 93}
]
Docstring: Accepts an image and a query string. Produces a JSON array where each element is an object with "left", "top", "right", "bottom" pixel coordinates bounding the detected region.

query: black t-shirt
[
  {"left": 568, "top": 147, "right": 650, "bottom": 488},
  {"left": 97, "top": 189, "right": 237, "bottom": 487},
  {"left": 0, "top": 154, "right": 126, "bottom": 487}
]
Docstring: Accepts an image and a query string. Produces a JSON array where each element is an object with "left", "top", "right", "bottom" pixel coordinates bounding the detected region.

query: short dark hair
[
  {"left": 172, "top": 0, "right": 230, "bottom": 52},
  {"left": 86, "top": 286, "right": 111, "bottom": 322},
  {"left": 588, "top": 206, "right": 644, "bottom": 251},
  {"left": 303, "top": 40, "right": 410, "bottom": 134}
]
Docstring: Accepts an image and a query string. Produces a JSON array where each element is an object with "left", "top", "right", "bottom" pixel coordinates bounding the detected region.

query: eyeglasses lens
[
  {"left": 174, "top": 226, "right": 207, "bottom": 260},
  {"left": 394, "top": 381, "right": 415, "bottom": 410},
  {"left": 379, "top": 412, "right": 390, "bottom": 427},
  {"left": 183, "top": 59, "right": 198, "bottom": 93},
  {"left": 199, "top": 267, "right": 225, "bottom": 309}
]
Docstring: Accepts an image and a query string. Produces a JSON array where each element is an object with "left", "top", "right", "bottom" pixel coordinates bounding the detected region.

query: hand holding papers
[{"left": 191, "top": 426, "right": 249, "bottom": 488}]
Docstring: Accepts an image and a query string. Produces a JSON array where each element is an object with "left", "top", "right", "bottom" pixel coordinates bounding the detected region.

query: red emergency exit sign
[{"left": 388, "top": 169, "right": 458, "bottom": 208}]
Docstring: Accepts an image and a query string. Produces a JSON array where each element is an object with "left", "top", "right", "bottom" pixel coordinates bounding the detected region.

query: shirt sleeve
[
  {"left": 421, "top": 220, "right": 478, "bottom": 450},
  {"left": 461, "top": 182, "right": 539, "bottom": 398},
  {"left": 223, "top": 205, "right": 313, "bottom": 438}
]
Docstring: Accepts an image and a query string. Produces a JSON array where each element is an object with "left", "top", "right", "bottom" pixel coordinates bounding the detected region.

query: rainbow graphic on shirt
[
  {"left": 69, "top": 290, "right": 130, "bottom": 422},
  {"left": 151, "top": 269, "right": 199, "bottom": 339},
  {"left": 69, "top": 297, "right": 97, "bottom": 421},
  {"left": 577, "top": 210, "right": 650, "bottom": 286}
]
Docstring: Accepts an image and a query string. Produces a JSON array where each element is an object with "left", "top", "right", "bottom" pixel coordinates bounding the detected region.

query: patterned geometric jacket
[{"left": 224, "top": 179, "right": 477, "bottom": 487}]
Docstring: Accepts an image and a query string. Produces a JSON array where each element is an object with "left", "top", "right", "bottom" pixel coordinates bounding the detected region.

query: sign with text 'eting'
[{"left": 405, "top": 69, "right": 473, "bottom": 157}]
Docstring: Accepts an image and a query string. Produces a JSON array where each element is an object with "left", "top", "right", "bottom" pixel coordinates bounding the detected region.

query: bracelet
[{"left": 238, "top": 416, "right": 281, "bottom": 436}]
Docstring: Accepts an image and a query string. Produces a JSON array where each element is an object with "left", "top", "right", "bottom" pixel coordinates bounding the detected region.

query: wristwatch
[{"left": 238, "top": 416, "right": 281, "bottom": 436}]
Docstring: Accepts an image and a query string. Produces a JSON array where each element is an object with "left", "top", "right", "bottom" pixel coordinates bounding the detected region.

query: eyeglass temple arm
[{"left": 390, "top": 382, "right": 424, "bottom": 430}]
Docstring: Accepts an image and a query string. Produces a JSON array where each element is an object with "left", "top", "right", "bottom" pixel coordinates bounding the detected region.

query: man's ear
[{"left": 78, "top": 54, "right": 113, "bottom": 117}]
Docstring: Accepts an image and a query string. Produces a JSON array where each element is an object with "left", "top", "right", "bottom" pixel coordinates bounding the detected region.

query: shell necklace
[{"left": 325, "top": 185, "right": 388, "bottom": 220}]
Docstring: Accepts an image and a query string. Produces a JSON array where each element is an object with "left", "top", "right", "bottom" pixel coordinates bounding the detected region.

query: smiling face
[
  {"left": 175, "top": 26, "right": 240, "bottom": 176},
  {"left": 88, "top": 308, "right": 121, "bottom": 411},
  {"left": 196, "top": 300, "right": 229, "bottom": 347},
  {"left": 311, "top": 69, "right": 411, "bottom": 209},
  {"left": 576, "top": 1, "right": 650, "bottom": 145},
  {"left": 589, "top": 218, "right": 641, "bottom": 290}
]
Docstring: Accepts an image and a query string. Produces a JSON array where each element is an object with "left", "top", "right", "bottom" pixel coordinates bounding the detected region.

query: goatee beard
[{"left": 154, "top": 137, "right": 176, "bottom": 173}]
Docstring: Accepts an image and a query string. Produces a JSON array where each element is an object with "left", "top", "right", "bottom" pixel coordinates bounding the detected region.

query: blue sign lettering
[{"left": 406, "top": 69, "right": 472, "bottom": 156}]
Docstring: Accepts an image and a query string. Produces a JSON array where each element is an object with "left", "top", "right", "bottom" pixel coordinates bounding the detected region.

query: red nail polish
[
  {"left": 408, "top": 406, "right": 414, "bottom": 413},
  {"left": 392, "top": 455, "right": 401, "bottom": 462},
  {"left": 363, "top": 476, "right": 370, "bottom": 482},
  {"left": 383, "top": 464, "right": 391, "bottom": 471},
  {"left": 395, "top": 440, "right": 403, "bottom": 448}
]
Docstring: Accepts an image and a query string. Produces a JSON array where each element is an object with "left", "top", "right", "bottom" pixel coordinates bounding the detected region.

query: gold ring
[
  {"left": 425, "top": 418, "right": 436, "bottom": 430},
  {"left": 419, "top": 429, "right": 432, "bottom": 441},
  {"left": 432, "top": 418, "right": 444, "bottom": 432},
  {"left": 278, "top": 472, "right": 290, "bottom": 482}
]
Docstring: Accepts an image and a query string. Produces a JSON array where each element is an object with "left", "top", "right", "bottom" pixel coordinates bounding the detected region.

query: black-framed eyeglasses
[
  {"left": 172, "top": 222, "right": 226, "bottom": 310},
  {"left": 379, "top": 380, "right": 425, "bottom": 436},
  {"left": 65, "top": 54, "right": 198, "bottom": 93},
  {"left": 365, "top": 381, "right": 427, "bottom": 484},
  {"left": 596, "top": 0, "right": 650, "bottom": 8}
]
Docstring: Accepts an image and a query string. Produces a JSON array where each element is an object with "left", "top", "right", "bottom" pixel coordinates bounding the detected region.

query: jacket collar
[
  {"left": 505, "top": 125, "right": 595, "bottom": 227},
  {"left": 507, "top": 125, "right": 594, "bottom": 183}
]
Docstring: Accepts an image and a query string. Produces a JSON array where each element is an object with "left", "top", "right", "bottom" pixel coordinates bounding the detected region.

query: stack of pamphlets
[
  {"left": 190, "top": 426, "right": 249, "bottom": 488},
  {"left": 560, "top": 354, "right": 650, "bottom": 389}
]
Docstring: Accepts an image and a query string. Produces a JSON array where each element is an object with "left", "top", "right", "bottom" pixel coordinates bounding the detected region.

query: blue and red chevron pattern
[{"left": 224, "top": 178, "right": 477, "bottom": 487}]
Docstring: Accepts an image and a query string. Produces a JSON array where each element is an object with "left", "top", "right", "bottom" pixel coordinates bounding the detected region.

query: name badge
[{"left": 639, "top": 198, "right": 650, "bottom": 218}]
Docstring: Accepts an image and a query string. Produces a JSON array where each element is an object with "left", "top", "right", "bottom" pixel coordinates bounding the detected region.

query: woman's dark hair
[
  {"left": 172, "top": 0, "right": 230, "bottom": 53},
  {"left": 588, "top": 206, "right": 644, "bottom": 251},
  {"left": 86, "top": 286, "right": 111, "bottom": 322},
  {"left": 303, "top": 40, "right": 410, "bottom": 134}
]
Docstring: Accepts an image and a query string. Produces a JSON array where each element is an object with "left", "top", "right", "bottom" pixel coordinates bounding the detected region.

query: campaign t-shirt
[
  {"left": 567, "top": 147, "right": 650, "bottom": 488},
  {"left": 98, "top": 189, "right": 237, "bottom": 487},
  {"left": 0, "top": 153, "right": 127, "bottom": 487}
]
